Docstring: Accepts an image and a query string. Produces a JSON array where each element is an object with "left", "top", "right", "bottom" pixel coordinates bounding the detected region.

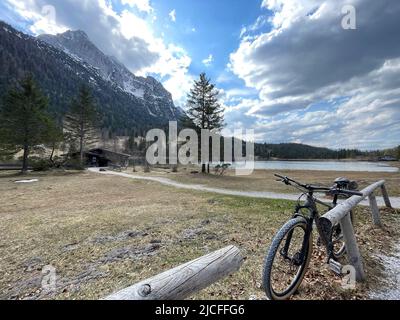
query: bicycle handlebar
[
  {"left": 274, "top": 174, "right": 320, "bottom": 190},
  {"left": 274, "top": 173, "right": 364, "bottom": 197},
  {"left": 274, "top": 174, "right": 303, "bottom": 187}
]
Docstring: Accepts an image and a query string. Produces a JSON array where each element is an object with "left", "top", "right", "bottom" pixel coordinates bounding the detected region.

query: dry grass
[{"left": 0, "top": 170, "right": 398, "bottom": 300}]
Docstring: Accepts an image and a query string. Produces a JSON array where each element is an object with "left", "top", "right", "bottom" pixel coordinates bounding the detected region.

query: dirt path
[{"left": 89, "top": 168, "right": 400, "bottom": 209}]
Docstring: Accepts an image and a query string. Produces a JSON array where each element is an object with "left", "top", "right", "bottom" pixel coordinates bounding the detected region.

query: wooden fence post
[
  {"left": 368, "top": 193, "right": 382, "bottom": 227},
  {"left": 321, "top": 181, "right": 388, "bottom": 283},
  {"left": 340, "top": 213, "right": 366, "bottom": 281},
  {"left": 380, "top": 184, "right": 392, "bottom": 208}
]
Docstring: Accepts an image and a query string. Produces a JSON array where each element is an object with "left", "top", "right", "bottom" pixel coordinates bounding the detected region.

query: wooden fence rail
[
  {"left": 320, "top": 180, "right": 392, "bottom": 281},
  {"left": 104, "top": 245, "right": 243, "bottom": 300}
]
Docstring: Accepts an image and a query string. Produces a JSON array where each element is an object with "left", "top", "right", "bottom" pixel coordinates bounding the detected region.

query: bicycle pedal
[{"left": 328, "top": 259, "right": 343, "bottom": 275}]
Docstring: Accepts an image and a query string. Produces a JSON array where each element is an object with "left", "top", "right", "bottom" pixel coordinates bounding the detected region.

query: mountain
[
  {"left": 38, "top": 30, "right": 179, "bottom": 119},
  {"left": 0, "top": 22, "right": 181, "bottom": 135},
  {"left": 254, "top": 143, "right": 360, "bottom": 160},
  {"left": 254, "top": 143, "right": 400, "bottom": 160}
]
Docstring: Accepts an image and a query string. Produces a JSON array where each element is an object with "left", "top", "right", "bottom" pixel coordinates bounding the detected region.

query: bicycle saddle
[
  {"left": 334, "top": 177, "right": 350, "bottom": 187},
  {"left": 334, "top": 177, "right": 359, "bottom": 190}
]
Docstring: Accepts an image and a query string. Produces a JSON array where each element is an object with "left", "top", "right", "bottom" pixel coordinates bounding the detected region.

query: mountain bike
[{"left": 262, "top": 174, "right": 362, "bottom": 300}]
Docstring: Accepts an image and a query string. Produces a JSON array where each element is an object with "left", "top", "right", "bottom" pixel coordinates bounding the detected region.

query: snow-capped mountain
[
  {"left": 0, "top": 21, "right": 180, "bottom": 135},
  {"left": 38, "top": 29, "right": 179, "bottom": 119}
]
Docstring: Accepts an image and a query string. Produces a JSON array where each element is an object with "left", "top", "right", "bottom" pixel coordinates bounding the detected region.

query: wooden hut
[{"left": 83, "top": 148, "right": 131, "bottom": 168}]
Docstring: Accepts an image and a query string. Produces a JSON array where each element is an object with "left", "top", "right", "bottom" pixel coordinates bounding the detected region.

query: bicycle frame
[
  {"left": 274, "top": 173, "right": 363, "bottom": 266},
  {"left": 265, "top": 174, "right": 364, "bottom": 300},
  {"left": 281, "top": 192, "right": 337, "bottom": 265}
]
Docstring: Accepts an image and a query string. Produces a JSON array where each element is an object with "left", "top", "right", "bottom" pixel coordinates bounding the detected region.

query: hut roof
[{"left": 87, "top": 148, "right": 132, "bottom": 158}]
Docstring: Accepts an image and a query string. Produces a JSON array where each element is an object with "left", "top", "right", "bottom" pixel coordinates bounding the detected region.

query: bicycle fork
[{"left": 280, "top": 217, "right": 313, "bottom": 266}]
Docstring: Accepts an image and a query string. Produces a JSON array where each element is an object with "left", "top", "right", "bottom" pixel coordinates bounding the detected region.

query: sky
[{"left": 1, "top": 0, "right": 400, "bottom": 150}]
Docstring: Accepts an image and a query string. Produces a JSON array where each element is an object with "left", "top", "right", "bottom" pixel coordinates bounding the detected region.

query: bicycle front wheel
[{"left": 262, "top": 217, "right": 313, "bottom": 300}]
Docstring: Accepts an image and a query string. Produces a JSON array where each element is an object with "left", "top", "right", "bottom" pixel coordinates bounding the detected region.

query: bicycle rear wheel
[
  {"left": 332, "top": 211, "right": 354, "bottom": 259},
  {"left": 263, "top": 217, "right": 313, "bottom": 300}
]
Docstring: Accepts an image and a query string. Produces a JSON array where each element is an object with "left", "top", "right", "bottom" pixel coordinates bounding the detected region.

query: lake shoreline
[
  {"left": 254, "top": 159, "right": 399, "bottom": 163},
  {"left": 230, "top": 160, "right": 399, "bottom": 173}
]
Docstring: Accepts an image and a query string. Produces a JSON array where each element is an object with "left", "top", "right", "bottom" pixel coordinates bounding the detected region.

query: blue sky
[
  {"left": 1, "top": 0, "right": 400, "bottom": 150},
  {"left": 147, "top": 0, "right": 264, "bottom": 82}
]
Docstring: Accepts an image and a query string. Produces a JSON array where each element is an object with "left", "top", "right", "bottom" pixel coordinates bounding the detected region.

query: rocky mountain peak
[
  {"left": 61, "top": 29, "right": 89, "bottom": 40},
  {"left": 38, "top": 29, "right": 180, "bottom": 119},
  {"left": 0, "top": 21, "right": 182, "bottom": 136}
]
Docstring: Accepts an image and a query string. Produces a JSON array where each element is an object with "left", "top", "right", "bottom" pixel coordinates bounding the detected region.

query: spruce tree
[
  {"left": 184, "top": 73, "right": 224, "bottom": 172},
  {"left": 0, "top": 75, "right": 56, "bottom": 172},
  {"left": 64, "top": 86, "right": 99, "bottom": 166}
]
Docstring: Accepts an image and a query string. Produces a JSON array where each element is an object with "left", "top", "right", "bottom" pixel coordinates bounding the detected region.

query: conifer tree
[
  {"left": 0, "top": 75, "right": 56, "bottom": 172},
  {"left": 184, "top": 73, "right": 224, "bottom": 172},
  {"left": 64, "top": 86, "right": 99, "bottom": 166}
]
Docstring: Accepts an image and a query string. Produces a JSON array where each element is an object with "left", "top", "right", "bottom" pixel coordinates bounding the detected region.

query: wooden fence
[
  {"left": 320, "top": 180, "right": 392, "bottom": 281},
  {"left": 104, "top": 245, "right": 243, "bottom": 300}
]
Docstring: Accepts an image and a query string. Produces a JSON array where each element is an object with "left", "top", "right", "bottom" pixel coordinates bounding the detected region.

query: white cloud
[
  {"left": 224, "top": 59, "right": 400, "bottom": 149},
  {"left": 118, "top": 9, "right": 153, "bottom": 40},
  {"left": 228, "top": 0, "right": 400, "bottom": 149},
  {"left": 225, "top": 88, "right": 257, "bottom": 99},
  {"left": 140, "top": 43, "right": 194, "bottom": 106},
  {"left": 121, "top": 0, "right": 153, "bottom": 13},
  {"left": 239, "top": 15, "right": 268, "bottom": 39},
  {"left": 169, "top": 9, "right": 176, "bottom": 22},
  {"left": 216, "top": 69, "right": 235, "bottom": 84},
  {"left": 163, "top": 69, "right": 195, "bottom": 107},
  {"left": 6, "top": 1, "right": 67, "bottom": 35},
  {"left": 202, "top": 54, "right": 213, "bottom": 67}
]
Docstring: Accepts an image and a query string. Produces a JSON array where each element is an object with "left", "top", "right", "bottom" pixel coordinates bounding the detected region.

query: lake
[{"left": 232, "top": 161, "right": 399, "bottom": 172}]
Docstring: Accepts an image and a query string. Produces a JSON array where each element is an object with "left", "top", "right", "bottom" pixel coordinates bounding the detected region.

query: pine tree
[
  {"left": 64, "top": 86, "right": 99, "bottom": 166},
  {"left": 185, "top": 73, "right": 224, "bottom": 130},
  {"left": 184, "top": 73, "right": 224, "bottom": 172},
  {"left": 46, "top": 121, "right": 64, "bottom": 167},
  {"left": 0, "top": 75, "right": 56, "bottom": 172}
]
